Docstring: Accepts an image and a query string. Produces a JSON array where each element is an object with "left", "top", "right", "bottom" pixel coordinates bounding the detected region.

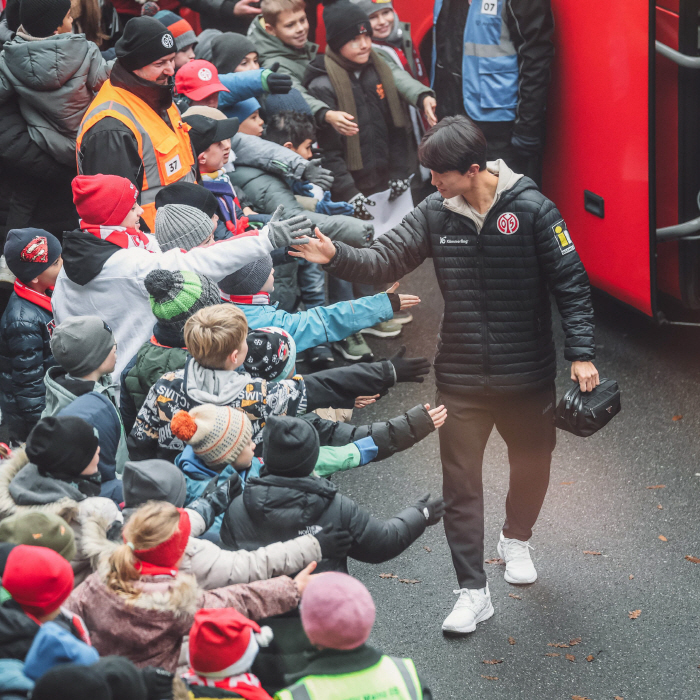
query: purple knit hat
[{"left": 300, "top": 573, "right": 376, "bottom": 650}]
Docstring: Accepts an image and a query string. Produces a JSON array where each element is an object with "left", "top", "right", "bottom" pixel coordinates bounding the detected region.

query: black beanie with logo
[
  {"left": 323, "top": 0, "right": 373, "bottom": 53},
  {"left": 116, "top": 16, "right": 177, "bottom": 72}
]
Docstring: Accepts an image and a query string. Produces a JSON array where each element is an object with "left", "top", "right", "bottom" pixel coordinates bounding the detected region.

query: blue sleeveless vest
[{"left": 432, "top": 0, "right": 518, "bottom": 122}]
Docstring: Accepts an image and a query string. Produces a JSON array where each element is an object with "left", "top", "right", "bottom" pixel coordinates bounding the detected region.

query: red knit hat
[
  {"left": 72, "top": 175, "right": 139, "bottom": 227},
  {"left": 2, "top": 545, "right": 74, "bottom": 618},
  {"left": 189, "top": 608, "right": 272, "bottom": 678},
  {"left": 128, "top": 508, "right": 191, "bottom": 569}
]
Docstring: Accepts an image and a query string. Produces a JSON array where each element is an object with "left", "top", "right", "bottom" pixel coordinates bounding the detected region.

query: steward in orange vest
[{"left": 76, "top": 17, "right": 196, "bottom": 232}]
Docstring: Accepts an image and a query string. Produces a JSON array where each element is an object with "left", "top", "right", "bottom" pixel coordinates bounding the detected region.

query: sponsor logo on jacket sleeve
[{"left": 552, "top": 220, "right": 575, "bottom": 255}]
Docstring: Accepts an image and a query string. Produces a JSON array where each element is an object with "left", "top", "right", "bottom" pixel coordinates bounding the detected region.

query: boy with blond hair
[{"left": 128, "top": 304, "right": 308, "bottom": 463}]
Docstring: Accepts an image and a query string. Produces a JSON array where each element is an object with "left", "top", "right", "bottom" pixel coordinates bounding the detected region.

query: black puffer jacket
[
  {"left": 303, "top": 403, "right": 435, "bottom": 462},
  {"left": 325, "top": 178, "right": 595, "bottom": 394},
  {"left": 0, "top": 292, "right": 55, "bottom": 441},
  {"left": 303, "top": 54, "right": 411, "bottom": 202},
  {"left": 220, "top": 474, "right": 427, "bottom": 572}
]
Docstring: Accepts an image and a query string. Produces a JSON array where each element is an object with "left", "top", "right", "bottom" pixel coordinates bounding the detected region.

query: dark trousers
[{"left": 437, "top": 384, "right": 556, "bottom": 589}]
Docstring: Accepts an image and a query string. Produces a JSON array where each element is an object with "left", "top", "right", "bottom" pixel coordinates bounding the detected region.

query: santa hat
[
  {"left": 188, "top": 608, "right": 273, "bottom": 678},
  {"left": 72, "top": 175, "right": 139, "bottom": 227}
]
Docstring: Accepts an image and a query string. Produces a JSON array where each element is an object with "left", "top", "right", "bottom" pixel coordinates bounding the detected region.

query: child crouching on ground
[{"left": 65, "top": 500, "right": 317, "bottom": 671}]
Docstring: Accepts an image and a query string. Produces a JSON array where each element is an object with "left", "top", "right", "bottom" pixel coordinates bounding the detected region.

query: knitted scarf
[
  {"left": 13, "top": 280, "right": 52, "bottom": 312},
  {"left": 81, "top": 222, "right": 159, "bottom": 252},
  {"left": 181, "top": 671, "right": 272, "bottom": 700},
  {"left": 324, "top": 47, "right": 407, "bottom": 171}
]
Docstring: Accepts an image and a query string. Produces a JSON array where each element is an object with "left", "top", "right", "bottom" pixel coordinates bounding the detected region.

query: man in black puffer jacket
[
  {"left": 221, "top": 414, "right": 445, "bottom": 572},
  {"left": 291, "top": 116, "right": 598, "bottom": 636}
]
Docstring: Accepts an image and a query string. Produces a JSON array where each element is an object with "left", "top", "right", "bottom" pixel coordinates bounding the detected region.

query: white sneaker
[
  {"left": 497, "top": 532, "right": 537, "bottom": 584},
  {"left": 441, "top": 585, "right": 494, "bottom": 635}
]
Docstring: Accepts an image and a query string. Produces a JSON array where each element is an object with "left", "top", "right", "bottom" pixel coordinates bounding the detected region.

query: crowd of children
[{"left": 0, "top": 0, "right": 444, "bottom": 697}]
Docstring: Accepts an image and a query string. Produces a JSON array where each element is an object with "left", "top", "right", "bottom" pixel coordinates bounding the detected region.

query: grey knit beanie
[
  {"left": 50, "top": 316, "right": 115, "bottom": 377},
  {"left": 219, "top": 255, "right": 273, "bottom": 296},
  {"left": 351, "top": 0, "right": 394, "bottom": 16},
  {"left": 155, "top": 204, "right": 214, "bottom": 252}
]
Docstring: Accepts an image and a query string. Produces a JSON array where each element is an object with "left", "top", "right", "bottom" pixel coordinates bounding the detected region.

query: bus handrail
[
  {"left": 656, "top": 216, "right": 700, "bottom": 242},
  {"left": 655, "top": 41, "right": 700, "bottom": 69}
]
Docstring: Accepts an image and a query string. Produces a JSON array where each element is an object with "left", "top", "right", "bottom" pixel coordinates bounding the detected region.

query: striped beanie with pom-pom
[{"left": 170, "top": 404, "right": 252, "bottom": 468}]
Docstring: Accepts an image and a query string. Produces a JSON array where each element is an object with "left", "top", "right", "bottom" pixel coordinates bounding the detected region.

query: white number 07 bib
[{"left": 481, "top": 0, "right": 498, "bottom": 16}]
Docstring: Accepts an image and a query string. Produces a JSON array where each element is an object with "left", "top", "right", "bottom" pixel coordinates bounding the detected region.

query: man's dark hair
[
  {"left": 418, "top": 115, "right": 487, "bottom": 174},
  {"left": 264, "top": 110, "right": 316, "bottom": 149}
]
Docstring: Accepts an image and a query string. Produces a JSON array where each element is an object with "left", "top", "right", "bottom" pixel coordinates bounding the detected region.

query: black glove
[
  {"left": 389, "top": 346, "right": 430, "bottom": 383},
  {"left": 187, "top": 473, "right": 243, "bottom": 531},
  {"left": 388, "top": 178, "right": 411, "bottom": 202},
  {"left": 313, "top": 524, "right": 354, "bottom": 559},
  {"left": 141, "top": 666, "right": 174, "bottom": 700},
  {"left": 349, "top": 192, "right": 376, "bottom": 220},
  {"left": 263, "top": 62, "right": 293, "bottom": 94},
  {"left": 510, "top": 132, "right": 541, "bottom": 157},
  {"left": 414, "top": 492, "right": 446, "bottom": 526},
  {"left": 304, "top": 158, "right": 334, "bottom": 191}
]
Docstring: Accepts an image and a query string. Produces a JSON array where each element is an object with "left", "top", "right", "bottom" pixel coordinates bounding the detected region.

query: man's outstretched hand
[{"left": 290, "top": 227, "right": 336, "bottom": 264}]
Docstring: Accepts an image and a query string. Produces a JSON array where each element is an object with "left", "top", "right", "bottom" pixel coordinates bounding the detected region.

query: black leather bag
[{"left": 555, "top": 379, "right": 621, "bottom": 437}]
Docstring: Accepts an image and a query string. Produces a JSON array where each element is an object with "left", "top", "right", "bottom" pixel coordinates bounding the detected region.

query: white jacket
[{"left": 53, "top": 232, "right": 274, "bottom": 378}]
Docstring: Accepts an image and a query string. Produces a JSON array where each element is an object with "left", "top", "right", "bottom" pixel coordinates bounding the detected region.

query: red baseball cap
[{"left": 175, "top": 60, "right": 229, "bottom": 101}]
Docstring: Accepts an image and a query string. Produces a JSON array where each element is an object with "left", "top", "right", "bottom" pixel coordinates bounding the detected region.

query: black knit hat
[
  {"left": 31, "top": 665, "right": 112, "bottom": 700},
  {"left": 144, "top": 269, "right": 222, "bottom": 332},
  {"left": 155, "top": 181, "right": 220, "bottom": 218},
  {"left": 323, "top": 0, "right": 372, "bottom": 52},
  {"left": 3, "top": 228, "right": 61, "bottom": 284},
  {"left": 92, "top": 657, "right": 148, "bottom": 700},
  {"left": 263, "top": 415, "right": 320, "bottom": 477},
  {"left": 19, "top": 0, "right": 71, "bottom": 37},
  {"left": 116, "top": 16, "right": 177, "bottom": 72},
  {"left": 210, "top": 32, "right": 257, "bottom": 74},
  {"left": 25, "top": 416, "right": 99, "bottom": 478},
  {"left": 219, "top": 255, "right": 273, "bottom": 296}
]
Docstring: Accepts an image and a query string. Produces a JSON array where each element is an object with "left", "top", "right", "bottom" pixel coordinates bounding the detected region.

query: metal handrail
[
  {"left": 655, "top": 41, "right": 700, "bottom": 69},
  {"left": 656, "top": 216, "right": 700, "bottom": 242}
]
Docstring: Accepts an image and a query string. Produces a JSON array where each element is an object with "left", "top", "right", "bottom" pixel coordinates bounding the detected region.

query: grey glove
[
  {"left": 350, "top": 193, "right": 376, "bottom": 220},
  {"left": 266, "top": 205, "right": 314, "bottom": 248},
  {"left": 187, "top": 472, "right": 243, "bottom": 531},
  {"left": 414, "top": 492, "right": 446, "bottom": 526},
  {"left": 304, "top": 158, "right": 334, "bottom": 191}
]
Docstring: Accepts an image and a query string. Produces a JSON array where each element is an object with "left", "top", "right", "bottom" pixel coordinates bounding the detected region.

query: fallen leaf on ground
[
  {"left": 657, "top": 504, "right": 663, "bottom": 509},
  {"left": 672, "top": 414, "right": 683, "bottom": 421},
  {"left": 482, "top": 659, "right": 503, "bottom": 665},
  {"left": 398, "top": 579, "right": 420, "bottom": 584},
  {"left": 572, "top": 696, "right": 592, "bottom": 700},
  {"left": 565, "top": 653, "right": 576, "bottom": 662},
  {"left": 583, "top": 550, "right": 602, "bottom": 555},
  {"left": 629, "top": 574, "right": 635, "bottom": 580},
  {"left": 685, "top": 555, "right": 700, "bottom": 563},
  {"left": 658, "top": 535, "right": 668, "bottom": 542},
  {"left": 423, "top": 546, "right": 432, "bottom": 552},
  {"left": 379, "top": 573, "right": 397, "bottom": 579},
  {"left": 586, "top": 654, "right": 595, "bottom": 662},
  {"left": 629, "top": 609, "right": 641, "bottom": 619},
  {"left": 509, "top": 593, "right": 521, "bottom": 600},
  {"left": 614, "top": 697, "right": 624, "bottom": 700},
  {"left": 508, "top": 636, "right": 516, "bottom": 645},
  {"left": 646, "top": 484, "right": 665, "bottom": 489},
  {"left": 548, "top": 642, "right": 570, "bottom": 648},
  {"left": 560, "top": 481, "right": 575, "bottom": 485},
  {"left": 480, "top": 675, "right": 498, "bottom": 681},
  {"left": 485, "top": 557, "right": 505, "bottom": 565},
  {"left": 569, "top": 637, "right": 582, "bottom": 646},
  {"left": 545, "top": 653, "right": 560, "bottom": 657}
]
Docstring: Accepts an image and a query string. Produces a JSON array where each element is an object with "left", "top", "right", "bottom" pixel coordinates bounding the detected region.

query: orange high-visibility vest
[{"left": 76, "top": 80, "right": 196, "bottom": 231}]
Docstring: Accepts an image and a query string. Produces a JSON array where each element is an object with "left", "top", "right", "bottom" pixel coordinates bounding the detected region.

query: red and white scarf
[
  {"left": 220, "top": 292, "right": 270, "bottom": 305},
  {"left": 81, "top": 222, "right": 159, "bottom": 252},
  {"left": 14, "top": 280, "right": 52, "bottom": 312},
  {"left": 181, "top": 671, "right": 272, "bottom": 700}
]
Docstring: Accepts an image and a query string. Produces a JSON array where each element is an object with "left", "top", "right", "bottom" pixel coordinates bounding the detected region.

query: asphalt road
[{"left": 317, "top": 261, "right": 700, "bottom": 700}]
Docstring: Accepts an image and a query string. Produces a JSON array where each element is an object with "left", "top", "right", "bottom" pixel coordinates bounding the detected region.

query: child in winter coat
[
  {"left": 0, "top": 416, "right": 122, "bottom": 583},
  {"left": 0, "top": 544, "right": 93, "bottom": 661},
  {"left": 0, "top": 229, "right": 62, "bottom": 442},
  {"left": 0, "top": 0, "right": 111, "bottom": 167},
  {"left": 120, "top": 269, "right": 222, "bottom": 433},
  {"left": 276, "top": 573, "right": 432, "bottom": 700},
  {"left": 183, "top": 608, "right": 274, "bottom": 699},
  {"left": 65, "top": 501, "right": 316, "bottom": 671},
  {"left": 54, "top": 173, "right": 310, "bottom": 380},
  {"left": 220, "top": 414, "right": 445, "bottom": 573}
]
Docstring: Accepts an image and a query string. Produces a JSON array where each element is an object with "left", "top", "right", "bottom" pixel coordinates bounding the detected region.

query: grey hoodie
[
  {"left": 0, "top": 30, "right": 112, "bottom": 165},
  {"left": 8, "top": 462, "right": 86, "bottom": 505}
]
